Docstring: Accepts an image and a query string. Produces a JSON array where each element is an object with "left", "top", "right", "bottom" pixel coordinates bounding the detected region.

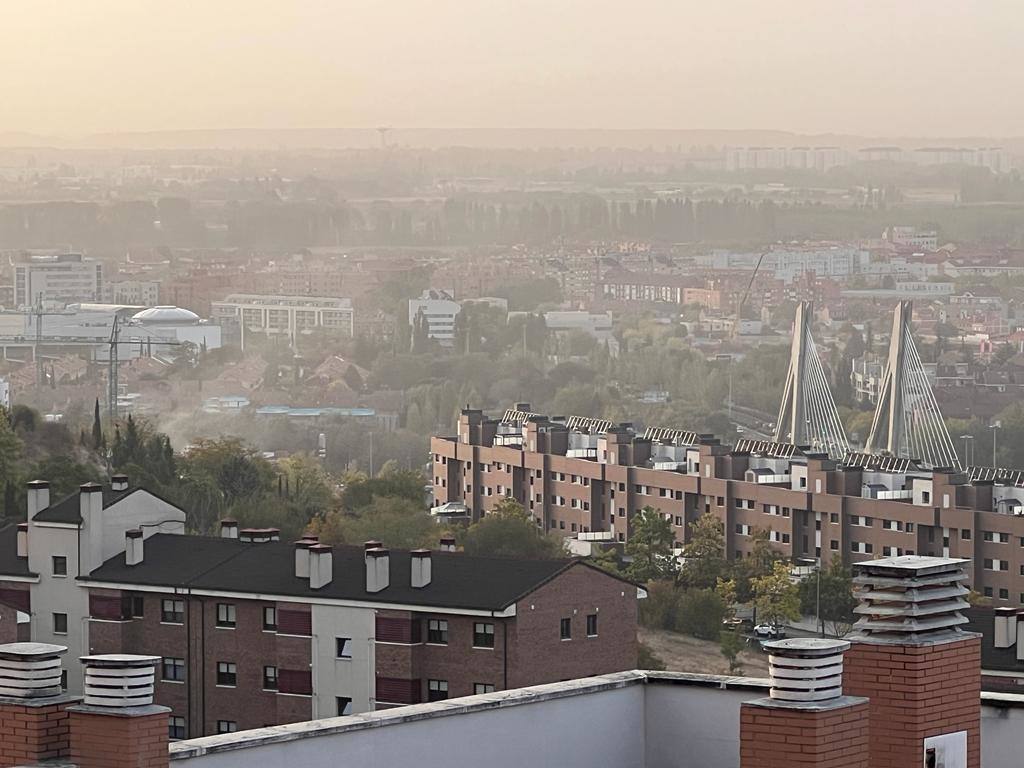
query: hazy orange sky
[{"left": 2, "top": 0, "right": 1022, "bottom": 137}]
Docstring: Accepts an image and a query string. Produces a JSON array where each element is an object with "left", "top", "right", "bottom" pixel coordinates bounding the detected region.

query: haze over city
[
  {"left": 0, "top": 5, "right": 1023, "bottom": 768},
  {"left": 3, "top": 0, "right": 1024, "bottom": 139}
]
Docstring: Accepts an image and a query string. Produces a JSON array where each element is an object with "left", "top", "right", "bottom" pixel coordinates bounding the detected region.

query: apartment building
[
  {"left": 0, "top": 481, "right": 640, "bottom": 740},
  {"left": 434, "top": 406, "right": 1024, "bottom": 603},
  {"left": 408, "top": 289, "right": 461, "bottom": 347},
  {"left": 211, "top": 294, "right": 355, "bottom": 343},
  {"left": 13, "top": 253, "right": 103, "bottom": 308}
]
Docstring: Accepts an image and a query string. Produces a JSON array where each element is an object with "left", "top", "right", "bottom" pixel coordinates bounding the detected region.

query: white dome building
[
  {"left": 130, "top": 305, "right": 221, "bottom": 351},
  {"left": 131, "top": 306, "right": 201, "bottom": 325}
]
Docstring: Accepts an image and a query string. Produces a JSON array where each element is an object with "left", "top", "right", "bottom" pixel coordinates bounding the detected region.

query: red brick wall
[
  {"left": 69, "top": 709, "right": 168, "bottom": 768},
  {"left": 844, "top": 638, "right": 981, "bottom": 768},
  {"left": 740, "top": 700, "right": 870, "bottom": 768},
  {"left": 0, "top": 601, "right": 20, "bottom": 644},
  {"left": 507, "top": 563, "right": 637, "bottom": 689},
  {"left": 88, "top": 592, "right": 312, "bottom": 738},
  {"left": 0, "top": 700, "right": 73, "bottom": 768}
]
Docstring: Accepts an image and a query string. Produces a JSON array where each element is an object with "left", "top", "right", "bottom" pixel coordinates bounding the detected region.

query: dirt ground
[{"left": 640, "top": 627, "right": 770, "bottom": 677}]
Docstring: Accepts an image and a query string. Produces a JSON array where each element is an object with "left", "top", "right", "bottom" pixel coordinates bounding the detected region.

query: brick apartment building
[
  {"left": 433, "top": 405, "right": 1024, "bottom": 603},
  {"left": 0, "top": 480, "right": 640, "bottom": 740}
]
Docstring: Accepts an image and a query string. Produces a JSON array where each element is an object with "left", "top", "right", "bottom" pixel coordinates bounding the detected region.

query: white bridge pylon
[
  {"left": 865, "top": 300, "right": 961, "bottom": 470},
  {"left": 773, "top": 302, "right": 849, "bottom": 458}
]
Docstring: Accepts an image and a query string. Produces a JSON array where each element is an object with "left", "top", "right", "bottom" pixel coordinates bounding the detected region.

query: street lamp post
[
  {"left": 990, "top": 421, "right": 1002, "bottom": 468},
  {"left": 960, "top": 434, "right": 974, "bottom": 467}
]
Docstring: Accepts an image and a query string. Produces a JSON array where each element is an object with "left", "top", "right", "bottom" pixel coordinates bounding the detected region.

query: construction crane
[
  {"left": 24, "top": 296, "right": 76, "bottom": 386},
  {"left": 732, "top": 248, "right": 771, "bottom": 338},
  {"left": 0, "top": 314, "right": 181, "bottom": 420}
]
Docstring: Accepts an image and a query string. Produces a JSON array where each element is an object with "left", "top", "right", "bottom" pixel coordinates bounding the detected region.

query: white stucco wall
[
  {"left": 310, "top": 604, "right": 376, "bottom": 718},
  {"left": 27, "top": 489, "right": 185, "bottom": 693}
]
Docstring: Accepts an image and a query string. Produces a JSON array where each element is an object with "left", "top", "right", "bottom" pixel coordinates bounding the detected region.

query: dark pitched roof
[
  {"left": 0, "top": 524, "right": 32, "bottom": 578},
  {"left": 965, "top": 606, "right": 1022, "bottom": 674},
  {"left": 85, "top": 534, "right": 619, "bottom": 612},
  {"left": 33, "top": 487, "right": 137, "bottom": 524}
]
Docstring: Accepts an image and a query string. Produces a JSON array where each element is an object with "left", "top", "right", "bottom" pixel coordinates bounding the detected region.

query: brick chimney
[
  {"left": 411, "top": 549, "right": 431, "bottom": 588},
  {"left": 994, "top": 606, "right": 1017, "bottom": 649},
  {"left": 219, "top": 519, "right": 239, "bottom": 539},
  {"left": 740, "top": 638, "right": 869, "bottom": 768},
  {"left": 0, "top": 642, "right": 78, "bottom": 768},
  {"left": 844, "top": 555, "right": 980, "bottom": 768},
  {"left": 365, "top": 547, "right": 390, "bottom": 593},
  {"left": 110, "top": 473, "right": 129, "bottom": 492},
  {"left": 308, "top": 544, "right": 333, "bottom": 589},
  {"left": 68, "top": 654, "right": 168, "bottom": 768},
  {"left": 26, "top": 480, "right": 49, "bottom": 518}
]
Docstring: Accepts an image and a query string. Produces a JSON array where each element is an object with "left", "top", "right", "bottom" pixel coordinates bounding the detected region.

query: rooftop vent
[
  {"left": 219, "top": 519, "right": 239, "bottom": 539},
  {"left": 764, "top": 638, "right": 849, "bottom": 703},
  {"left": 850, "top": 556, "right": 970, "bottom": 643},
  {"left": 80, "top": 654, "right": 159, "bottom": 708},
  {"left": 0, "top": 643, "right": 67, "bottom": 699},
  {"left": 239, "top": 527, "right": 280, "bottom": 543}
]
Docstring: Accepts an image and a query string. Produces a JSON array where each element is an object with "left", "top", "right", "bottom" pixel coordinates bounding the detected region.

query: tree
[
  {"left": 624, "top": 506, "right": 677, "bottom": 582},
  {"left": 463, "top": 498, "right": 564, "bottom": 559},
  {"left": 732, "top": 528, "right": 784, "bottom": 603},
  {"left": 91, "top": 397, "right": 103, "bottom": 450},
  {"left": 0, "top": 409, "right": 23, "bottom": 484},
  {"left": 752, "top": 561, "right": 801, "bottom": 630},
  {"left": 676, "top": 588, "right": 726, "bottom": 640},
  {"left": 680, "top": 513, "right": 728, "bottom": 589},
  {"left": 720, "top": 630, "right": 744, "bottom": 675},
  {"left": 310, "top": 496, "right": 435, "bottom": 549},
  {"left": 800, "top": 558, "right": 857, "bottom": 637},
  {"left": 586, "top": 545, "right": 621, "bottom": 575}
]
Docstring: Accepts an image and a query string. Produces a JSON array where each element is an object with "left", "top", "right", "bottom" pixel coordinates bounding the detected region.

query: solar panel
[
  {"left": 842, "top": 452, "right": 918, "bottom": 473},
  {"left": 501, "top": 408, "right": 542, "bottom": 425},
  {"left": 565, "top": 416, "right": 614, "bottom": 434},
  {"left": 643, "top": 426, "right": 699, "bottom": 445},
  {"left": 734, "top": 439, "right": 801, "bottom": 458},
  {"left": 966, "top": 466, "right": 1024, "bottom": 486}
]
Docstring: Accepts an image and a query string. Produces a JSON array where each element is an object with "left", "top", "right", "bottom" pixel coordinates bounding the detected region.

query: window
[
  {"left": 427, "top": 619, "right": 448, "bottom": 645},
  {"left": 984, "top": 587, "right": 994, "bottom": 598},
  {"left": 129, "top": 596, "right": 145, "bottom": 618},
  {"left": 168, "top": 716, "right": 186, "bottom": 741},
  {"left": 336, "top": 637, "right": 352, "bottom": 658},
  {"left": 906, "top": 522, "right": 915, "bottom": 533},
  {"left": 53, "top": 613, "right": 67, "bottom": 635},
  {"left": 922, "top": 491, "right": 931, "bottom": 504},
  {"left": 216, "top": 603, "right": 236, "bottom": 629},
  {"left": 263, "top": 666, "right": 278, "bottom": 690},
  {"left": 52, "top": 556, "right": 67, "bottom": 577},
  {"left": 162, "top": 599, "right": 184, "bottom": 624},
  {"left": 162, "top": 657, "right": 185, "bottom": 682},
  {"left": 830, "top": 540, "right": 839, "bottom": 551},
  {"left": 830, "top": 513, "right": 839, "bottom": 524},
  {"left": 586, "top": 614, "right": 598, "bottom": 637},
  {"left": 474, "top": 683, "right": 496, "bottom": 695},
  {"left": 560, "top": 617, "right": 572, "bottom": 640},
  {"left": 216, "top": 721, "right": 238, "bottom": 734},
  {"left": 263, "top": 606, "right": 277, "bottom": 631},
  {"left": 336, "top": 697, "right": 353, "bottom": 716},
  {"left": 473, "top": 623, "right": 495, "bottom": 648},
  {"left": 1000, "top": 588, "right": 1010, "bottom": 600},
  {"left": 427, "top": 679, "right": 448, "bottom": 702},
  {"left": 216, "top": 662, "right": 237, "bottom": 687}
]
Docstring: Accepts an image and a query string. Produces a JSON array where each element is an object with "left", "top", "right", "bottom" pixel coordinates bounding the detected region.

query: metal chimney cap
[
  {"left": 0, "top": 642, "right": 67, "bottom": 661},
  {"left": 80, "top": 654, "right": 160, "bottom": 668},
  {"left": 763, "top": 638, "right": 850, "bottom": 657}
]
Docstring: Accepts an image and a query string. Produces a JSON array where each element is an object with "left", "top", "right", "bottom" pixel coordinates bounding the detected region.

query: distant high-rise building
[{"left": 13, "top": 253, "right": 103, "bottom": 308}]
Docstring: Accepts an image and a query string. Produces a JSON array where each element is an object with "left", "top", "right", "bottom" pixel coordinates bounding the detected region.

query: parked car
[{"left": 753, "top": 623, "right": 785, "bottom": 638}]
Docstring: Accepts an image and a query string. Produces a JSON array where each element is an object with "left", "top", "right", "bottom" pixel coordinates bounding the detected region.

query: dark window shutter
[
  {"left": 276, "top": 608, "right": 312, "bottom": 636},
  {"left": 376, "top": 677, "right": 421, "bottom": 704},
  {"left": 89, "top": 594, "right": 124, "bottom": 620},
  {"left": 0, "top": 588, "right": 29, "bottom": 612},
  {"left": 277, "top": 669, "right": 312, "bottom": 696},
  {"left": 375, "top": 616, "right": 416, "bottom": 643}
]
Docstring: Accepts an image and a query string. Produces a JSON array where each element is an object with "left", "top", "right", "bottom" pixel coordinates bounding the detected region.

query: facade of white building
[
  {"left": 408, "top": 290, "right": 461, "bottom": 347},
  {"left": 14, "top": 253, "right": 103, "bottom": 308},
  {"left": 211, "top": 294, "right": 354, "bottom": 346}
]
